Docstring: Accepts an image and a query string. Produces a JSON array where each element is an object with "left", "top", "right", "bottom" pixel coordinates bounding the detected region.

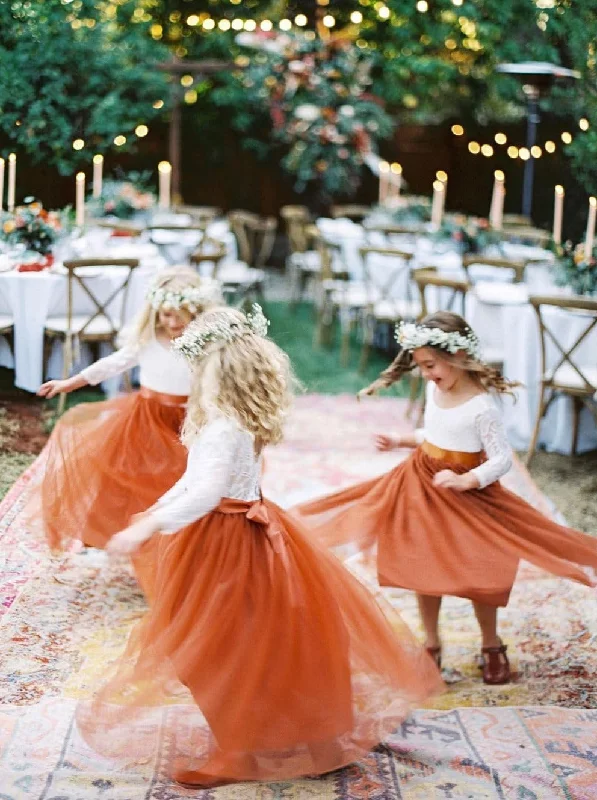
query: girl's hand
[
  {"left": 433, "top": 470, "right": 479, "bottom": 492},
  {"left": 37, "top": 375, "right": 87, "bottom": 398},
  {"left": 376, "top": 434, "right": 402, "bottom": 452},
  {"left": 107, "top": 517, "right": 160, "bottom": 556}
]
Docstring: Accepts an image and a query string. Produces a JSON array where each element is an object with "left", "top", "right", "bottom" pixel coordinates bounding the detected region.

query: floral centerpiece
[
  {"left": 437, "top": 215, "right": 503, "bottom": 254},
  {"left": 232, "top": 31, "right": 394, "bottom": 200},
  {"left": 0, "top": 198, "right": 66, "bottom": 264},
  {"left": 553, "top": 241, "right": 597, "bottom": 296},
  {"left": 89, "top": 171, "right": 155, "bottom": 220}
]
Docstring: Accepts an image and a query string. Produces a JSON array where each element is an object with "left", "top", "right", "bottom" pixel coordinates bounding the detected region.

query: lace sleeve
[
  {"left": 470, "top": 404, "right": 513, "bottom": 489},
  {"left": 151, "top": 418, "right": 239, "bottom": 534},
  {"left": 79, "top": 343, "right": 140, "bottom": 385}
]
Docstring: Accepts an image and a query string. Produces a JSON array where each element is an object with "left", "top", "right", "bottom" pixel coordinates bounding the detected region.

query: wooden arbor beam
[{"left": 156, "top": 57, "right": 238, "bottom": 202}]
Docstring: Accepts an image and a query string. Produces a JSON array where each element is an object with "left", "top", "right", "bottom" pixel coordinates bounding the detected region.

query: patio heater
[{"left": 496, "top": 62, "right": 579, "bottom": 219}]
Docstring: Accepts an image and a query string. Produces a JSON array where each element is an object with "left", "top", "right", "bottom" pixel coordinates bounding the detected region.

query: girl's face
[
  {"left": 157, "top": 307, "right": 193, "bottom": 339},
  {"left": 412, "top": 346, "right": 462, "bottom": 391}
]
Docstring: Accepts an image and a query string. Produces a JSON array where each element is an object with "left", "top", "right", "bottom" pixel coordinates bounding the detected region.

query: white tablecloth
[{"left": 0, "top": 245, "right": 163, "bottom": 392}]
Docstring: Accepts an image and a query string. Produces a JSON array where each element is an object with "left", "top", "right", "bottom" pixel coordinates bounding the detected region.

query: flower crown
[
  {"left": 395, "top": 321, "right": 481, "bottom": 360},
  {"left": 173, "top": 304, "right": 270, "bottom": 360},
  {"left": 147, "top": 279, "right": 222, "bottom": 313}
]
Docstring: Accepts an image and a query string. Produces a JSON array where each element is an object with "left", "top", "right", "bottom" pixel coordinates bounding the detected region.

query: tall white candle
[
  {"left": 388, "top": 162, "right": 402, "bottom": 204},
  {"left": 7, "top": 153, "right": 16, "bottom": 213},
  {"left": 585, "top": 196, "right": 597, "bottom": 258},
  {"left": 430, "top": 180, "right": 445, "bottom": 229},
  {"left": 92, "top": 154, "right": 104, "bottom": 198},
  {"left": 489, "top": 170, "right": 505, "bottom": 230},
  {"left": 158, "top": 161, "right": 172, "bottom": 209},
  {"left": 0, "top": 158, "right": 4, "bottom": 212},
  {"left": 378, "top": 160, "right": 389, "bottom": 206},
  {"left": 552, "top": 185, "right": 564, "bottom": 245},
  {"left": 75, "top": 172, "right": 85, "bottom": 227}
]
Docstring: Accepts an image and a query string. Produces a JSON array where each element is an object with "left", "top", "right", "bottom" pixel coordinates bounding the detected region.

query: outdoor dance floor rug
[{"left": 1, "top": 395, "right": 596, "bottom": 799}]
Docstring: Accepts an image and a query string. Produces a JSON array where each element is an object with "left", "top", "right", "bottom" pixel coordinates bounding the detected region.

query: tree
[{"left": 0, "top": 0, "right": 169, "bottom": 174}]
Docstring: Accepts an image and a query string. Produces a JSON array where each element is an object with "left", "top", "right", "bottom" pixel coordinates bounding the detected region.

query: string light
[
  {"left": 186, "top": 15, "right": 199, "bottom": 26},
  {"left": 545, "top": 140, "right": 556, "bottom": 152},
  {"left": 153, "top": 100, "right": 164, "bottom": 109},
  {"left": 531, "top": 145, "right": 542, "bottom": 158},
  {"left": 232, "top": 19, "right": 243, "bottom": 30},
  {"left": 279, "top": 18, "right": 292, "bottom": 30},
  {"left": 72, "top": 138, "right": 84, "bottom": 150},
  {"left": 519, "top": 147, "right": 530, "bottom": 160},
  {"left": 579, "top": 118, "right": 590, "bottom": 131},
  {"left": 244, "top": 19, "right": 256, "bottom": 30},
  {"left": 377, "top": 5, "right": 390, "bottom": 19},
  {"left": 507, "top": 146, "right": 519, "bottom": 158},
  {"left": 202, "top": 18, "right": 215, "bottom": 29},
  {"left": 436, "top": 169, "right": 448, "bottom": 181},
  {"left": 391, "top": 162, "right": 403, "bottom": 175},
  {"left": 218, "top": 19, "right": 231, "bottom": 30},
  {"left": 295, "top": 14, "right": 308, "bottom": 26},
  {"left": 452, "top": 0, "right": 463, "bottom": 5},
  {"left": 323, "top": 14, "right": 336, "bottom": 27},
  {"left": 350, "top": 11, "right": 363, "bottom": 23},
  {"left": 184, "top": 90, "right": 198, "bottom": 104},
  {"left": 181, "top": 75, "right": 193, "bottom": 87},
  {"left": 468, "top": 141, "right": 481, "bottom": 154},
  {"left": 261, "top": 19, "right": 273, "bottom": 31},
  {"left": 494, "top": 132, "right": 507, "bottom": 145},
  {"left": 114, "top": 135, "right": 126, "bottom": 147},
  {"left": 561, "top": 131, "right": 572, "bottom": 144},
  {"left": 481, "top": 144, "right": 494, "bottom": 157},
  {"left": 135, "top": 125, "right": 148, "bottom": 137},
  {"left": 416, "top": 0, "right": 428, "bottom": 11},
  {"left": 451, "top": 124, "right": 464, "bottom": 136}
]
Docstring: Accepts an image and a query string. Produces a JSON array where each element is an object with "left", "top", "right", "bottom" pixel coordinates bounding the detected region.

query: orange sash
[
  {"left": 421, "top": 441, "right": 483, "bottom": 468},
  {"left": 139, "top": 387, "right": 188, "bottom": 407}
]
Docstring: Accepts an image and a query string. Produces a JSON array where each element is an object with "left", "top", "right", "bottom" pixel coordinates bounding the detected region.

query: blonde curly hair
[
  {"left": 361, "top": 311, "right": 519, "bottom": 397},
  {"left": 124, "top": 266, "right": 218, "bottom": 347},
  {"left": 180, "top": 307, "right": 296, "bottom": 449}
]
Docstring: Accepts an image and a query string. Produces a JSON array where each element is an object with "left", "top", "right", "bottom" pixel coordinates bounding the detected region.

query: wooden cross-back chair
[
  {"left": 280, "top": 205, "right": 311, "bottom": 254},
  {"left": 44, "top": 258, "right": 139, "bottom": 414},
  {"left": 93, "top": 219, "right": 145, "bottom": 237},
  {"left": 228, "top": 210, "right": 278, "bottom": 268},
  {"left": 312, "top": 234, "right": 355, "bottom": 349},
  {"left": 0, "top": 285, "right": 14, "bottom": 359},
  {"left": 406, "top": 269, "right": 472, "bottom": 424},
  {"left": 413, "top": 268, "right": 470, "bottom": 319},
  {"left": 526, "top": 294, "right": 597, "bottom": 465},
  {"left": 358, "top": 246, "right": 418, "bottom": 372},
  {"left": 330, "top": 204, "right": 372, "bottom": 222},
  {"left": 501, "top": 226, "right": 551, "bottom": 248},
  {"left": 462, "top": 254, "right": 527, "bottom": 284},
  {"left": 172, "top": 205, "right": 221, "bottom": 227},
  {"left": 189, "top": 235, "right": 228, "bottom": 279}
]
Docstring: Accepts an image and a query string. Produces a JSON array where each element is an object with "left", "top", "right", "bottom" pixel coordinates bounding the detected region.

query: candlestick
[
  {"left": 0, "top": 158, "right": 4, "bottom": 212},
  {"left": 585, "top": 196, "right": 597, "bottom": 259},
  {"left": 430, "top": 180, "right": 445, "bottom": 229},
  {"left": 158, "top": 161, "right": 172, "bottom": 209},
  {"left": 75, "top": 172, "right": 85, "bottom": 228},
  {"left": 388, "top": 162, "right": 402, "bottom": 205},
  {"left": 378, "top": 160, "right": 389, "bottom": 207},
  {"left": 489, "top": 170, "right": 505, "bottom": 231},
  {"left": 7, "top": 153, "right": 16, "bottom": 213},
  {"left": 552, "top": 185, "right": 564, "bottom": 245},
  {"left": 92, "top": 154, "right": 104, "bottom": 198}
]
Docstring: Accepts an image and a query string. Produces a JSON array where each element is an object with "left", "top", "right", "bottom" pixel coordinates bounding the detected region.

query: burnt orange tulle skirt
[
  {"left": 32, "top": 388, "right": 187, "bottom": 552},
  {"left": 294, "top": 445, "right": 597, "bottom": 607},
  {"left": 76, "top": 497, "right": 443, "bottom": 786}
]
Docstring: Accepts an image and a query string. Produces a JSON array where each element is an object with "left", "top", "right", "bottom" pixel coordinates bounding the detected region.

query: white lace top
[
  {"left": 151, "top": 416, "right": 262, "bottom": 534},
  {"left": 415, "top": 382, "right": 513, "bottom": 489},
  {"left": 79, "top": 337, "right": 191, "bottom": 395}
]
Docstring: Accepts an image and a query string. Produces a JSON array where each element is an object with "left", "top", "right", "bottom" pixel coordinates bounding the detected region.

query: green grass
[{"left": 265, "top": 301, "right": 404, "bottom": 396}]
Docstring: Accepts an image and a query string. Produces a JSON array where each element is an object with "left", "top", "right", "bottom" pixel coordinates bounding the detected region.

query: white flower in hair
[
  {"left": 173, "top": 304, "right": 270, "bottom": 360},
  {"left": 147, "top": 278, "right": 222, "bottom": 312},
  {"left": 395, "top": 321, "right": 481, "bottom": 360}
]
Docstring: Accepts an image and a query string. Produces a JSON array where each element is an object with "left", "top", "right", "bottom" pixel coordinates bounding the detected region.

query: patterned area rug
[{"left": 1, "top": 395, "right": 596, "bottom": 799}]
